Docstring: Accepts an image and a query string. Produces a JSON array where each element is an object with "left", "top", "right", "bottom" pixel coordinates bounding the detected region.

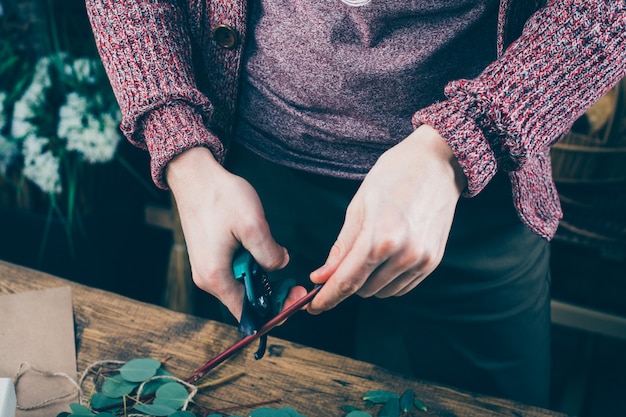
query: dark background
[{"left": 0, "top": 2, "right": 624, "bottom": 416}]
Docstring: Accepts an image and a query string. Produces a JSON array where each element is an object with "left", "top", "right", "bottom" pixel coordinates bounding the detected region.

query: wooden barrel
[{"left": 551, "top": 78, "right": 626, "bottom": 184}]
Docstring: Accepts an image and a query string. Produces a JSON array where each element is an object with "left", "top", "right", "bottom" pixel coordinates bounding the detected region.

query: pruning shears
[
  {"left": 232, "top": 248, "right": 278, "bottom": 359},
  {"left": 189, "top": 253, "right": 321, "bottom": 383}
]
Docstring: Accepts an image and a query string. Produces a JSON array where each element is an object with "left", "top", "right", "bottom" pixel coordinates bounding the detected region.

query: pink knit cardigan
[{"left": 85, "top": 0, "right": 625, "bottom": 239}]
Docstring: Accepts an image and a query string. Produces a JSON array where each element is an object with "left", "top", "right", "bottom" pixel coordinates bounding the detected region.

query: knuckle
[
  {"left": 368, "top": 237, "right": 399, "bottom": 263},
  {"left": 335, "top": 279, "right": 361, "bottom": 297}
]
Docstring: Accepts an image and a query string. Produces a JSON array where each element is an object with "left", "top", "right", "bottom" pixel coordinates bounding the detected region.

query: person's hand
[
  {"left": 166, "top": 147, "right": 307, "bottom": 320},
  {"left": 308, "top": 124, "right": 467, "bottom": 314}
]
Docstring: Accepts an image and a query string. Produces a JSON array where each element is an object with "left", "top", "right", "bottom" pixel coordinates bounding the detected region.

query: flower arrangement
[
  {"left": 0, "top": 50, "right": 123, "bottom": 234},
  {"left": 0, "top": 4, "right": 149, "bottom": 270},
  {"left": 2, "top": 53, "right": 121, "bottom": 190}
]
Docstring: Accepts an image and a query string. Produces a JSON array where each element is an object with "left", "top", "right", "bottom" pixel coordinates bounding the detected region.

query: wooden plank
[{"left": 0, "top": 261, "right": 567, "bottom": 417}]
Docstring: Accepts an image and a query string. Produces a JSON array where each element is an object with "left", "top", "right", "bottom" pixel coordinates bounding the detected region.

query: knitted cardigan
[{"left": 85, "top": 0, "right": 626, "bottom": 240}]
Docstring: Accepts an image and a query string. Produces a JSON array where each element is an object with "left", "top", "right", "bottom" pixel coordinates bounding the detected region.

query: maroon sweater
[
  {"left": 235, "top": 1, "right": 499, "bottom": 179},
  {"left": 85, "top": 0, "right": 626, "bottom": 239}
]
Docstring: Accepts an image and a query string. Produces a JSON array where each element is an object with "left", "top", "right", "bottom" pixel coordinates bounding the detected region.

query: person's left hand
[{"left": 308, "top": 124, "right": 467, "bottom": 314}]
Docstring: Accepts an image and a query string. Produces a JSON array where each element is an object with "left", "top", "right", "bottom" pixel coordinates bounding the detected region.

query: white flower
[
  {"left": 58, "top": 92, "right": 122, "bottom": 163},
  {"left": 71, "top": 58, "right": 97, "bottom": 84},
  {"left": 0, "top": 91, "right": 19, "bottom": 175},
  {"left": 0, "top": 90, "right": 6, "bottom": 129},
  {"left": 21, "top": 135, "right": 61, "bottom": 194},
  {"left": 10, "top": 57, "right": 52, "bottom": 139}
]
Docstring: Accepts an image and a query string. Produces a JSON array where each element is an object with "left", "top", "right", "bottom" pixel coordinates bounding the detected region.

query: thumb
[{"left": 247, "top": 239, "right": 290, "bottom": 273}]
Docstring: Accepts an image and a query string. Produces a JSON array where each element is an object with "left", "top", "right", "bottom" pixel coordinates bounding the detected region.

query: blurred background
[{"left": 0, "top": 2, "right": 624, "bottom": 416}]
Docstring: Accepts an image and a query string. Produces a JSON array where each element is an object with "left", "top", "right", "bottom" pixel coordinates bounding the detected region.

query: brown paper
[{"left": 0, "top": 286, "right": 78, "bottom": 416}]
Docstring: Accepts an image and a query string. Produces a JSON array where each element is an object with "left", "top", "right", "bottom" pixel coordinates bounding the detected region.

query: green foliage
[
  {"left": 363, "top": 390, "right": 399, "bottom": 404},
  {"left": 153, "top": 382, "right": 190, "bottom": 409},
  {"left": 119, "top": 357, "right": 162, "bottom": 382},
  {"left": 101, "top": 374, "right": 137, "bottom": 397},
  {"left": 249, "top": 407, "right": 307, "bottom": 417},
  {"left": 56, "top": 357, "right": 429, "bottom": 417},
  {"left": 345, "top": 411, "right": 373, "bottom": 417},
  {"left": 348, "top": 388, "right": 428, "bottom": 417},
  {"left": 378, "top": 398, "right": 399, "bottom": 417},
  {"left": 58, "top": 358, "right": 185, "bottom": 417},
  {"left": 399, "top": 389, "right": 415, "bottom": 413}
]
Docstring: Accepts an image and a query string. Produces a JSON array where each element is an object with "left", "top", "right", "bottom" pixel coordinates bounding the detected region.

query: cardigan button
[{"left": 213, "top": 24, "right": 239, "bottom": 49}]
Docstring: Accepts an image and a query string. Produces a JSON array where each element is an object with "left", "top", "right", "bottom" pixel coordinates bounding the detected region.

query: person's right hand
[{"left": 166, "top": 147, "right": 306, "bottom": 320}]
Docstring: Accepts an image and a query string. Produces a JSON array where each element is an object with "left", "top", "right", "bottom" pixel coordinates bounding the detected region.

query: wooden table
[{"left": 0, "top": 260, "right": 568, "bottom": 417}]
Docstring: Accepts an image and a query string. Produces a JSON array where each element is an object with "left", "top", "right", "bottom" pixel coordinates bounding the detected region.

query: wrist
[
  {"left": 411, "top": 124, "right": 468, "bottom": 193},
  {"left": 166, "top": 146, "right": 221, "bottom": 189}
]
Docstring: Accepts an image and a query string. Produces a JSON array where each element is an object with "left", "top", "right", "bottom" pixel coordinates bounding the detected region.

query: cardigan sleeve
[
  {"left": 85, "top": 0, "right": 225, "bottom": 188},
  {"left": 413, "top": 0, "right": 626, "bottom": 198}
]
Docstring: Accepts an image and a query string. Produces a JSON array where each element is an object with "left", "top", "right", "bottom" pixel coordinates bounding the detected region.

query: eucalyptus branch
[{"left": 186, "top": 284, "right": 322, "bottom": 384}]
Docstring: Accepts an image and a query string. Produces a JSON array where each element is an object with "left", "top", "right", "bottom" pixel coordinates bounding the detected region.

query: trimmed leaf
[
  {"left": 89, "top": 393, "right": 122, "bottom": 410},
  {"left": 341, "top": 405, "right": 362, "bottom": 412},
  {"left": 68, "top": 403, "right": 95, "bottom": 416},
  {"left": 279, "top": 407, "right": 307, "bottom": 417},
  {"left": 362, "top": 390, "right": 399, "bottom": 404},
  {"left": 133, "top": 403, "right": 177, "bottom": 416},
  {"left": 399, "top": 389, "right": 415, "bottom": 413},
  {"left": 378, "top": 398, "right": 400, "bottom": 417},
  {"left": 414, "top": 398, "right": 428, "bottom": 412},
  {"left": 153, "top": 382, "right": 189, "bottom": 409},
  {"left": 101, "top": 374, "right": 138, "bottom": 398},
  {"left": 249, "top": 407, "right": 293, "bottom": 417},
  {"left": 119, "top": 357, "right": 161, "bottom": 382},
  {"left": 345, "top": 412, "right": 372, "bottom": 417},
  {"left": 141, "top": 368, "right": 174, "bottom": 394}
]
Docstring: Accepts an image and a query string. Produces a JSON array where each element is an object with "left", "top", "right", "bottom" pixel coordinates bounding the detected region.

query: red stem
[
  {"left": 186, "top": 284, "right": 322, "bottom": 384},
  {"left": 92, "top": 285, "right": 322, "bottom": 412}
]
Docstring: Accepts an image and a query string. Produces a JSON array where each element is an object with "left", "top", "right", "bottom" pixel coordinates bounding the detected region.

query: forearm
[
  {"left": 414, "top": 0, "right": 626, "bottom": 196},
  {"left": 85, "top": 0, "right": 223, "bottom": 188}
]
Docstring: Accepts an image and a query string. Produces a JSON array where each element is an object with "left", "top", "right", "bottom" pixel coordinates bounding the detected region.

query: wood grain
[{"left": 0, "top": 260, "right": 568, "bottom": 417}]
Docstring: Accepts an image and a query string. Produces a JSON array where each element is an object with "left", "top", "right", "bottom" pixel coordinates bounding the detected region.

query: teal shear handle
[{"left": 232, "top": 249, "right": 276, "bottom": 359}]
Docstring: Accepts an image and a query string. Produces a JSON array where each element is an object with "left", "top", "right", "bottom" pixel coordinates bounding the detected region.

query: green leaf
[
  {"left": 102, "top": 374, "right": 138, "bottom": 397},
  {"left": 362, "top": 390, "right": 399, "bottom": 404},
  {"left": 68, "top": 403, "right": 95, "bottom": 416},
  {"left": 341, "top": 405, "right": 362, "bottom": 412},
  {"left": 133, "top": 403, "right": 177, "bottom": 416},
  {"left": 279, "top": 407, "right": 307, "bottom": 417},
  {"left": 168, "top": 412, "right": 196, "bottom": 417},
  {"left": 345, "top": 412, "right": 372, "bottom": 417},
  {"left": 95, "top": 414, "right": 116, "bottom": 417},
  {"left": 89, "top": 393, "right": 122, "bottom": 410},
  {"left": 203, "top": 414, "right": 223, "bottom": 417},
  {"left": 414, "top": 398, "right": 428, "bottom": 412},
  {"left": 119, "top": 358, "right": 161, "bottom": 382},
  {"left": 141, "top": 368, "right": 174, "bottom": 394},
  {"left": 378, "top": 398, "right": 400, "bottom": 417},
  {"left": 153, "top": 382, "right": 189, "bottom": 409},
  {"left": 399, "top": 389, "right": 415, "bottom": 413}
]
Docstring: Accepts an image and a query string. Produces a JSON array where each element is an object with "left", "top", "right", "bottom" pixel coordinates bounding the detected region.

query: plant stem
[
  {"left": 91, "top": 285, "right": 322, "bottom": 413},
  {"left": 186, "top": 284, "right": 322, "bottom": 384}
]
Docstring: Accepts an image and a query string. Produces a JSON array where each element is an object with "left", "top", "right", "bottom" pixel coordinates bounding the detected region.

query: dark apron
[{"left": 224, "top": 141, "right": 551, "bottom": 407}]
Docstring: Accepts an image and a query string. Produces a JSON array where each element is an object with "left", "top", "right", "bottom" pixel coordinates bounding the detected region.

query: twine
[
  {"left": 13, "top": 362, "right": 81, "bottom": 411},
  {"left": 14, "top": 359, "right": 200, "bottom": 414}
]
